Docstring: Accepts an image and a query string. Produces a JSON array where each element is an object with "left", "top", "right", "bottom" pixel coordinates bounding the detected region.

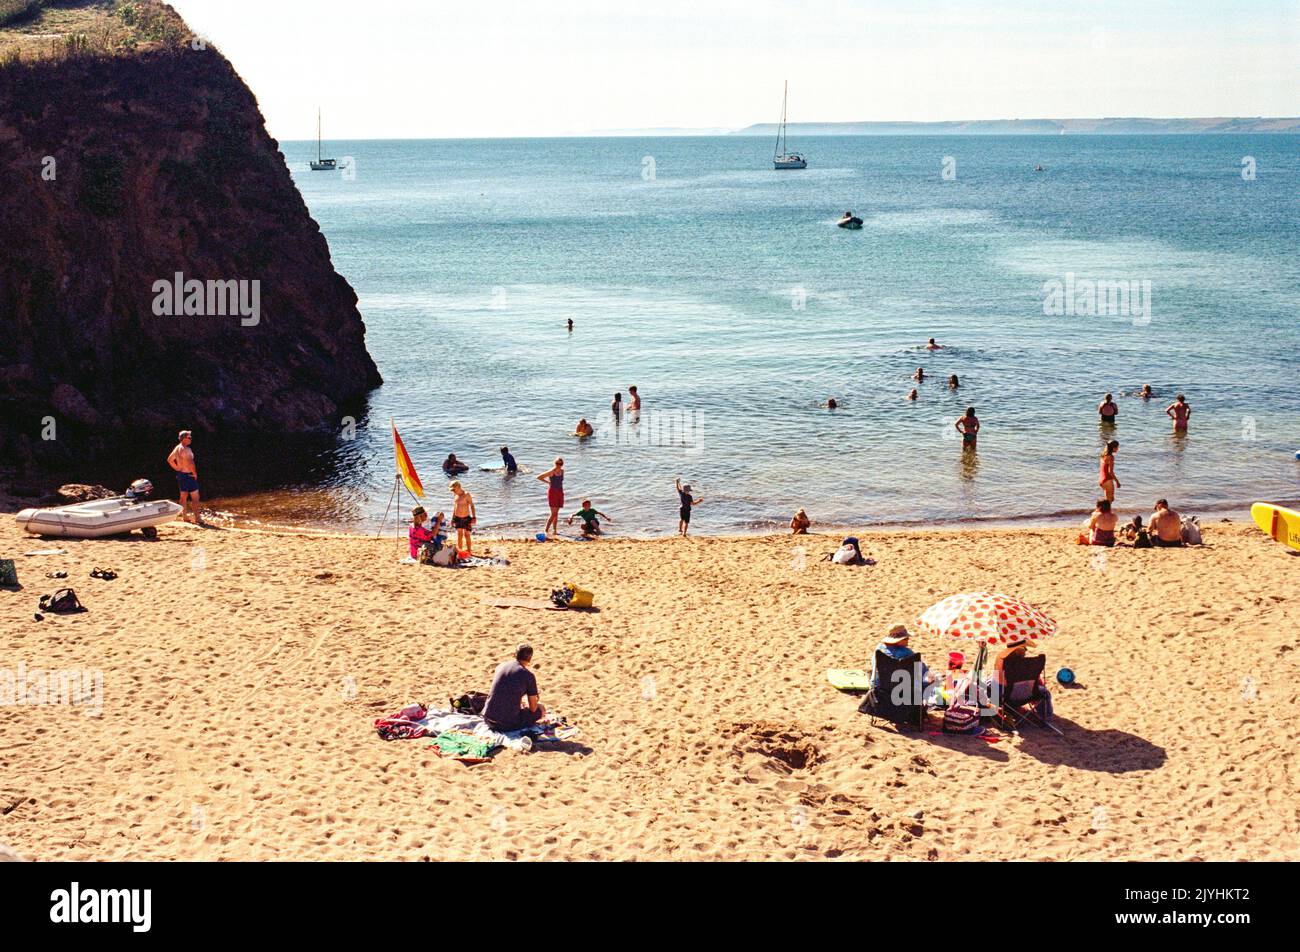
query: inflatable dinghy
[{"left": 16, "top": 480, "right": 182, "bottom": 538}]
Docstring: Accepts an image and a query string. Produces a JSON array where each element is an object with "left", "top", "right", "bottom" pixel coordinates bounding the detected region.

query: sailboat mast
[{"left": 317, "top": 108, "right": 322, "bottom": 162}]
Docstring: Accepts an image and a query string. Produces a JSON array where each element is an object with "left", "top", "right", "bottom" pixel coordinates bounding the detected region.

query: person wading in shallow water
[
  {"left": 167, "top": 430, "right": 205, "bottom": 526},
  {"left": 1099, "top": 440, "right": 1120, "bottom": 503}
]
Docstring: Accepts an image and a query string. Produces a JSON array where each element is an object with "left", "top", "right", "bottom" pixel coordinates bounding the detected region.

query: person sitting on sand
[
  {"left": 568, "top": 499, "right": 610, "bottom": 537},
  {"left": 1099, "top": 440, "right": 1120, "bottom": 503},
  {"left": 676, "top": 477, "right": 702, "bottom": 537},
  {"left": 926, "top": 338, "right": 943, "bottom": 350},
  {"left": 907, "top": 388, "right": 919, "bottom": 401},
  {"left": 937, "top": 651, "right": 966, "bottom": 709},
  {"left": 994, "top": 637, "right": 1052, "bottom": 719},
  {"left": 790, "top": 508, "right": 811, "bottom": 534},
  {"left": 913, "top": 367, "right": 925, "bottom": 383},
  {"left": 1167, "top": 393, "right": 1191, "bottom": 432},
  {"left": 575, "top": 418, "right": 594, "bottom": 438},
  {"left": 449, "top": 480, "right": 476, "bottom": 554},
  {"left": 1119, "top": 514, "right": 1152, "bottom": 548},
  {"left": 948, "top": 374, "right": 959, "bottom": 390},
  {"left": 1098, "top": 393, "right": 1119, "bottom": 424},
  {"left": 1150, "top": 499, "right": 1184, "bottom": 547},
  {"left": 500, "top": 445, "right": 518, "bottom": 475},
  {"left": 869, "top": 624, "right": 934, "bottom": 697},
  {"left": 1087, "top": 499, "right": 1118, "bottom": 546},
  {"left": 408, "top": 506, "right": 444, "bottom": 559},
  {"left": 956, "top": 407, "right": 980, "bottom": 448},
  {"left": 482, "top": 643, "right": 547, "bottom": 732},
  {"left": 442, "top": 453, "right": 469, "bottom": 474}
]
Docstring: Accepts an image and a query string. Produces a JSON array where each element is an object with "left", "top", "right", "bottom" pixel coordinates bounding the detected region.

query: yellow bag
[{"left": 566, "top": 583, "right": 594, "bottom": 609}]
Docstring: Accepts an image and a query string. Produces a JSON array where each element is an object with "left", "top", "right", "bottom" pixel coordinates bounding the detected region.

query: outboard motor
[{"left": 124, "top": 478, "right": 154, "bottom": 502}]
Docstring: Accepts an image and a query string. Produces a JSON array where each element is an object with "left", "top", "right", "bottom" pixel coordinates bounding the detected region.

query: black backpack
[
  {"left": 39, "top": 588, "right": 84, "bottom": 614},
  {"left": 451, "top": 691, "right": 488, "bottom": 715}
]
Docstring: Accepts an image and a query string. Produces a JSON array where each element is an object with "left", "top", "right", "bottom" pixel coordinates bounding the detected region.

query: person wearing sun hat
[{"left": 869, "top": 623, "right": 933, "bottom": 694}]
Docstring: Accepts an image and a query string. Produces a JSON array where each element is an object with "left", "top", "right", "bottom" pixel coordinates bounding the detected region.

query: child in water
[
  {"left": 790, "top": 508, "right": 811, "bottom": 534},
  {"left": 676, "top": 477, "right": 703, "bottom": 537},
  {"left": 568, "top": 499, "right": 611, "bottom": 537}
]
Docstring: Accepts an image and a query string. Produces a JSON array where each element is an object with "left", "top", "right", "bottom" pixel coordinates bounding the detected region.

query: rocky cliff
[{"left": 0, "top": 1, "right": 381, "bottom": 485}]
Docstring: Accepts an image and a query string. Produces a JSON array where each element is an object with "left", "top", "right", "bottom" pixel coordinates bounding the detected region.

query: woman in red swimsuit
[{"left": 1099, "top": 440, "right": 1120, "bottom": 502}]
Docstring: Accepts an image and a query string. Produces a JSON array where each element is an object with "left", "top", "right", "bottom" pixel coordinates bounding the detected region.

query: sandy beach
[{"left": 1, "top": 515, "right": 1296, "bottom": 862}]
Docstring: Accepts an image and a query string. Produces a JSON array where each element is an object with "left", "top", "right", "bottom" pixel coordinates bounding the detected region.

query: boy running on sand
[
  {"left": 676, "top": 477, "right": 702, "bottom": 536},
  {"left": 449, "top": 481, "right": 476, "bottom": 554}
]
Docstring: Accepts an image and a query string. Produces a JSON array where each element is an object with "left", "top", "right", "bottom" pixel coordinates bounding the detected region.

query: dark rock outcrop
[{"left": 0, "top": 3, "right": 380, "bottom": 479}]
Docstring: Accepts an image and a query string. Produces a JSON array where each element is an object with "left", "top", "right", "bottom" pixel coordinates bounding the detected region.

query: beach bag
[
  {"left": 451, "top": 691, "right": 488, "bottom": 716},
  {"left": 1134, "top": 528, "right": 1152, "bottom": 549},
  {"left": 566, "top": 583, "right": 594, "bottom": 609},
  {"left": 38, "top": 588, "right": 83, "bottom": 614},
  {"left": 1181, "top": 516, "right": 1202, "bottom": 546},
  {"left": 0, "top": 558, "right": 17, "bottom": 587},
  {"left": 942, "top": 703, "right": 981, "bottom": 735},
  {"left": 832, "top": 537, "right": 864, "bottom": 565}
]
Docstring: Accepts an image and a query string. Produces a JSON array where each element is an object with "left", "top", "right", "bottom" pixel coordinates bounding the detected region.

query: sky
[{"left": 169, "top": 0, "right": 1300, "bottom": 139}]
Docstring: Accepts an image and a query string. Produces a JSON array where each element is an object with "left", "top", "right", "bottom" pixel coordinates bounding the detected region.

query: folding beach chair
[
  {"left": 998, "top": 653, "right": 1062, "bottom": 735},
  {"left": 858, "top": 649, "right": 926, "bottom": 730}
]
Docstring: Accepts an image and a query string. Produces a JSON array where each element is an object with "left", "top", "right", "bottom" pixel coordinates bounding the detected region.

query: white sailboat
[
  {"left": 310, "top": 109, "right": 338, "bottom": 171},
  {"left": 773, "top": 81, "right": 807, "bottom": 170}
]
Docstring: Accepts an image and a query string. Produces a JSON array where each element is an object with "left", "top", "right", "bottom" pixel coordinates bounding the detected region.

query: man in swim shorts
[{"left": 167, "top": 430, "right": 204, "bottom": 525}]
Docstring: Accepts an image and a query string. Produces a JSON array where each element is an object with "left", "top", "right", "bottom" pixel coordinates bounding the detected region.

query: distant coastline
[{"left": 730, "top": 116, "right": 1300, "bottom": 136}]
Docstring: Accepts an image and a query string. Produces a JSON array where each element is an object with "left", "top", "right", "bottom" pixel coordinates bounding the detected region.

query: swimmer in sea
[
  {"left": 956, "top": 407, "right": 980, "bottom": 449},
  {"left": 1098, "top": 393, "right": 1119, "bottom": 425},
  {"left": 574, "top": 418, "right": 594, "bottom": 437},
  {"left": 907, "top": 388, "right": 919, "bottom": 401},
  {"left": 1138, "top": 384, "right": 1153, "bottom": 400},
  {"left": 442, "top": 453, "right": 469, "bottom": 474},
  {"left": 826, "top": 398, "right": 838, "bottom": 410},
  {"left": 925, "top": 338, "right": 943, "bottom": 350},
  {"left": 948, "top": 374, "right": 959, "bottom": 390},
  {"left": 913, "top": 367, "right": 925, "bottom": 383},
  {"left": 1166, "top": 393, "right": 1191, "bottom": 432}
]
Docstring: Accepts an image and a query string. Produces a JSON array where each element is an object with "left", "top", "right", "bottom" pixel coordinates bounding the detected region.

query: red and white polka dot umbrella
[{"left": 916, "top": 591, "right": 1058, "bottom": 644}]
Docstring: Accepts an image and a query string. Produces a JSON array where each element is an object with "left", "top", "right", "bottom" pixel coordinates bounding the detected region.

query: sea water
[{"left": 227, "top": 134, "right": 1299, "bottom": 535}]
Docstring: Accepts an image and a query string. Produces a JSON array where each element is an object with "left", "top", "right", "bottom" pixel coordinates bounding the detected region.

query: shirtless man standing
[
  {"left": 1166, "top": 394, "right": 1191, "bottom": 432},
  {"left": 167, "top": 430, "right": 204, "bottom": 525}
]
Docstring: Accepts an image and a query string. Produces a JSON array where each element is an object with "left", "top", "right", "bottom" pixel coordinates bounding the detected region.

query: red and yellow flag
[{"left": 392, "top": 420, "right": 424, "bottom": 498}]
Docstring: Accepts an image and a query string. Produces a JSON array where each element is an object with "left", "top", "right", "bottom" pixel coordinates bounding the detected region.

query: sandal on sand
[
  {"left": 45, "top": 571, "right": 67, "bottom": 579},
  {"left": 90, "top": 568, "right": 118, "bottom": 581}
]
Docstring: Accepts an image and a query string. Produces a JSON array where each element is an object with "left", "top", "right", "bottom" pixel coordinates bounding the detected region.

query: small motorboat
[
  {"left": 15, "top": 479, "right": 182, "bottom": 539},
  {"left": 837, "top": 211, "right": 863, "bottom": 230}
]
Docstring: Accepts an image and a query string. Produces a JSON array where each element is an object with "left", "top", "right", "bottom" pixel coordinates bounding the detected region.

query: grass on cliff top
[{"left": 0, "top": 0, "right": 191, "bottom": 67}]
